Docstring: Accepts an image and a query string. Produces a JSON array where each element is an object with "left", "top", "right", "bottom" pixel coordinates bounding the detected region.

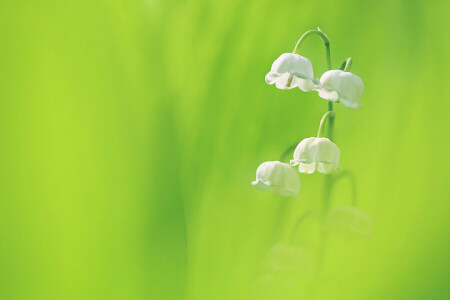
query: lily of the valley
[
  {"left": 265, "top": 53, "right": 317, "bottom": 92},
  {"left": 290, "top": 137, "right": 340, "bottom": 174},
  {"left": 317, "top": 70, "right": 364, "bottom": 109},
  {"left": 255, "top": 244, "right": 314, "bottom": 299},
  {"left": 252, "top": 161, "right": 300, "bottom": 197},
  {"left": 262, "top": 244, "right": 314, "bottom": 275},
  {"left": 325, "top": 206, "right": 373, "bottom": 237}
]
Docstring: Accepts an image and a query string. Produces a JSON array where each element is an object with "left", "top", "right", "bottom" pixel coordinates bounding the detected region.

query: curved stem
[
  {"left": 292, "top": 28, "right": 334, "bottom": 133},
  {"left": 317, "top": 111, "right": 335, "bottom": 138},
  {"left": 292, "top": 28, "right": 332, "bottom": 70},
  {"left": 279, "top": 142, "right": 298, "bottom": 162},
  {"left": 330, "top": 171, "right": 358, "bottom": 207},
  {"left": 289, "top": 210, "right": 320, "bottom": 243}
]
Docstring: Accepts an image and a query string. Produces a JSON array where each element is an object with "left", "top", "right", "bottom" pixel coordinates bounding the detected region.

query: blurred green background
[{"left": 0, "top": 0, "right": 449, "bottom": 299}]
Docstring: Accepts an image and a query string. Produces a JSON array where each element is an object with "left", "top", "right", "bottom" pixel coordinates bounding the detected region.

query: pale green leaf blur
[{"left": 0, "top": 0, "right": 449, "bottom": 299}]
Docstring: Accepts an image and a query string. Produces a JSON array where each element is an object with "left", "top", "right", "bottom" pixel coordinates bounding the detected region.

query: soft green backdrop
[{"left": 0, "top": 0, "right": 449, "bottom": 299}]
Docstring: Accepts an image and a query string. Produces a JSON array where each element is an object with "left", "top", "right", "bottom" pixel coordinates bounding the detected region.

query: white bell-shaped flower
[
  {"left": 265, "top": 53, "right": 317, "bottom": 92},
  {"left": 252, "top": 161, "right": 300, "bottom": 197},
  {"left": 253, "top": 244, "right": 314, "bottom": 300},
  {"left": 262, "top": 244, "right": 314, "bottom": 275},
  {"left": 317, "top": 70, "right": 364, "bottom": 109},
  {"left": 325, "top": 206, "right": 373, "bottom": 238},
  {"left": 290, "top": 137, "right": 340, "bottom": 174}
]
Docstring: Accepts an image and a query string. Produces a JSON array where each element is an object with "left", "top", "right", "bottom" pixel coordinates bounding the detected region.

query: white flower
[
  {"left": 262, "top": 244, "right": 314, "bottom": 275},
  {"left": 252, "top": 161, "right": 300, "bottom": 197},
  {"left": 290, "top": 137, "right": 340, "bottom": 174},
  {"left": 265, "top": 53, "right": 317, "bottom": 91},
  {"left": 325, "top": 206, "right": 373, "bottom": 237},
  {"left": 253, "top": 244, "right": 314, "bottom": 299},
  {"left": 317, "top": 70, "right": 364, "bottom": 109}
]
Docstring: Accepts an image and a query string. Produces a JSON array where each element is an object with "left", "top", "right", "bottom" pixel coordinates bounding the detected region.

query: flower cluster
[
  {"left": 266, "top": 53, "right": 364, "bottom": 109},
  {"left": 253, "top": 29, "right": 364, "bottom": 197},
  {"left": 252, "top": 30, "right": 371, "bottom": 297}
]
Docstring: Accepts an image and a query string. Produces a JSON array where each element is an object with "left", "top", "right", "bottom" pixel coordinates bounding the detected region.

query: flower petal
[
  {"left": 298, "top": 162, "right": 317, "bottom": 174},
  {"left": 274, "top": 73, "right": 298, "bottom": 90},
  {"left": 253, "top": 161, "right": 300, "bottom": 197},
  {"left": 252, "top": 179, "right": 274, "bottom": 191},
  {"left": 325, "top": 206, "right": 373, "bottom": 237},
  {"left": 317, "top": 162, "right": 340, "bottom": 174},
  {"left": 292, "top": 137, "right": 340, "bottom": 174},
  {"left": 340, "top": 97, "right": 363, "bottom": 109},
  {"left": 266, "top": 53, "right": 316, "bottom": 91},
  {"left": 318, "top": 70, "right": 364, "bottom": 108},
  {"left": 265, "top": 72, "right": 281, "bottom": 85},
  {"left": 297, "top": 78, "right": 317, "bottom": 92},
  {"left": 318, "top": 88, "right": 339, "bottom": 101},
  {"left": 270, "top": 53, "right": 314, "bottom": 78}
]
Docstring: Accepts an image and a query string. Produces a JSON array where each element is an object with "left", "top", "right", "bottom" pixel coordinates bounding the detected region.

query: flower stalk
[
  {"left": 341, "top": 57, "right": 352, "bottom": 72},
  {"left": 256, "top": 27, "right": 365, "bottom": 297},
  {"left": 317, "top": 111, "right": 335, "bottom": 138},
  {"left": 318, "top": 29, "right": 335, "bottom": 283},
  {"left": 293, "top": 28, "right": 332, "bottom": 70},
  {"left": 292, "top": 27, "right": 334, "bottom": 116}
]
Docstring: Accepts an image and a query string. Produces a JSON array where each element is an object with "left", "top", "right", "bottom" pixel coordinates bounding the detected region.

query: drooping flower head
[
  {"left": 265, "top": 53, "right": 317, "bottom": 92},
  {"left": 262, "top": 244, "right": 314, "bottom": 275},
  {"left": 290, "top": 137, "right": 340, "bottom": 174},
  {"left": 252, "top": 161, "right": 300, "bottom": 197},
  {"left": 253, "top": 244, "right": 314, "bottom": 300},
  {"left": 317, "top": 70, "right": 364, "bottom": 109},
  {"left": 325, "top": 206, "right": 373, "bottom": 238}
]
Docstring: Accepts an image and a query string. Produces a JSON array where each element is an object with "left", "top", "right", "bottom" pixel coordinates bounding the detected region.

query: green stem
[
  {"left": 341, "top": 57, "right": 352, "bottom": 72},
  {"left": 327, "top": 102, "right": 334, "bottom": 141},
  {"left": 292, "top": 28, "right": 332, "bottom": 70},
  {"left": 292, "top": 27, "right": 334, "bottom": 139},
  {"left": 279, "top": 142, "right": 298, "bottom": 162},
  {"left": 316, "top": 28, "right": 335, "bottom": 292},
  {"left": 288, "top": 210, "right": 320, "bottom": 243},
  {"left": 331, "top": 171, "right": 358, "bottom": 207},
  {"left": 317, "top": 111, "right": 335, "bottom": 138}
]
